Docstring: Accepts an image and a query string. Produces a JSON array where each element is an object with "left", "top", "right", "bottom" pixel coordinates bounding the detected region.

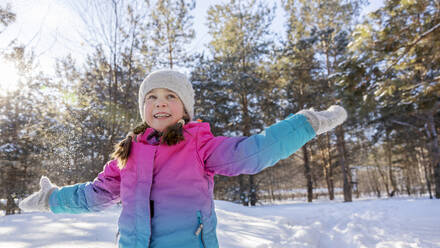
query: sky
[{"left": 0, "top": 0, "right": 384, "bottom": 92}]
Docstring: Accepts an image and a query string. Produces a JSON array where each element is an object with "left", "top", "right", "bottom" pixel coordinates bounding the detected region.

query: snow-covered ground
[{"left": 0, "top": 197, "right": 439, "bottom": 248}]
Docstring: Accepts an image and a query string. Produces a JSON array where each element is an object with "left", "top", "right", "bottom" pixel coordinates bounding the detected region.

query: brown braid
[
  {"left": 161, "top": 116, "right": 190, "bottom": 146},
  {"left": 112, "top": 122, "right": 149, "bottom": 169}
]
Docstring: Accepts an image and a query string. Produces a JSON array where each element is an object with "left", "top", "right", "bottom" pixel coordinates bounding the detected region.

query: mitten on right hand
[{"left": 19, "top": 176, "right": 58, "bottom": 212}]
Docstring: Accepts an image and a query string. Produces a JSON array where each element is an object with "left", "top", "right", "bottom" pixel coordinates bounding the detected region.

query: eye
[
  {"left": 146, "top": 95, "right": 156, "bottom": 100},
  {"left": 167, "top": 94, "right": 177, "bottom": 99}
]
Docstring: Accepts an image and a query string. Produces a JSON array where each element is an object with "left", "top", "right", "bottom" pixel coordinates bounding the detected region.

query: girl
[{"left": 19, "top": 69, "right": 347, "bottom": 248}]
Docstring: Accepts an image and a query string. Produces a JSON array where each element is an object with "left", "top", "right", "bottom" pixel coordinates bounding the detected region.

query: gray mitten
[
  {"left": 19, "top": 176, "right": 58, "bottom": 212},
  {"left": 297, "top": 105, "right": 347, "bottom": 135}
]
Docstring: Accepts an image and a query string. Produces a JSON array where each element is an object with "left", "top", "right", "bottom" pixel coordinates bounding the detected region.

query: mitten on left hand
[
  {"left": 297, "top": 105, "right": 347, "bottom": 135},
  {"left": 19, "top": 176, "right": 58, "bottom": 212}
]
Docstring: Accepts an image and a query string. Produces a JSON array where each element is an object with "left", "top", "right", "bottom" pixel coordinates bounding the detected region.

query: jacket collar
[{"left": 137, "top": 121, "right": 210, "bottom": 144}]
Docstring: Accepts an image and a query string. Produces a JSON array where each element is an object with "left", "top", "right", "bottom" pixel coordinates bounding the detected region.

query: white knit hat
[{"left": 138, "top": 69, "right": 195, "bottom": 121}]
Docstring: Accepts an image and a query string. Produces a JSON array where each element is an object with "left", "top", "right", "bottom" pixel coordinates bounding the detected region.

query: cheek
[
  {"left": 171, "top": 103, "right": 185, "bottom": 117},
  {"left": 144, "top": 104, "right": 153, "bottom": 120}
]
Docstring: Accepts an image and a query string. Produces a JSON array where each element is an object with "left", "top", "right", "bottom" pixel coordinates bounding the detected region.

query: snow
[
  {"left": 0, "top": 197, "right": 439, "bottom": 248},
  {"left": 260, "top": 188, "right": 343, "bottom": 195},
  {"left": 0, "top": 143, "right": 17, "bottom": 153}
]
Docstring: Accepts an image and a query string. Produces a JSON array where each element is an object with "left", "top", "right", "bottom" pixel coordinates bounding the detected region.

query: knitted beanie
[{"left": 138, "top": 69, "right": 195, "bottom": 121}]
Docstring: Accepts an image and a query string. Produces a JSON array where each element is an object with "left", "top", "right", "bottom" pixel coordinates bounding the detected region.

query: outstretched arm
[
  {"left": 49, "top": 159, "right": 121, "bottom": 214},
  {"left": 20, "top": 160, "right": 121, "bottom": 214},
  {"left": 198, "top": 105, "right": 347, "bottom": 176}
]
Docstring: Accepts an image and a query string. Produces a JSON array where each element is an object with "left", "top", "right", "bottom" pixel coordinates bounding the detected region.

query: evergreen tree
[
  {"left": 150, "top": 0, "right": 196, "bottom": 68},
  {"left": 0, "top": 46, "right": 55, "bottom": 214},
  {"left": 346, "top": 0, "right": 440, "bottom": 198},
  {"left": 200, "top": 0, "right": 275, "bottom": 206},
  {"left": 281, "top": 0, "right": 366, "bottom": 202}
]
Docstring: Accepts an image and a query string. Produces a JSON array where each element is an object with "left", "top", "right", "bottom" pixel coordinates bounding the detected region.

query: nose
[{"left": 155, "top": 99, "right": 167, "bottom": 108}]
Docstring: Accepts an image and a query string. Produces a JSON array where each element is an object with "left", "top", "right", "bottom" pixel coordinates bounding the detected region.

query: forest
[{"left": 0, "top": 0, "right": 439, "bottom": 215}]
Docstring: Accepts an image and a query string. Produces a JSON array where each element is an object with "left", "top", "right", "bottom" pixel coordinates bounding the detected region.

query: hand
[
  {"left": 19, "top": 176, "right": 58, "bottom": 212},
  {"left": 298, "top": 105, "right": 347, "bottom": 135}
]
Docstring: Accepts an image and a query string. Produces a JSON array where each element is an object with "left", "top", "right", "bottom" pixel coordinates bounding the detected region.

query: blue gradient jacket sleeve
[
  {"left": 49, "top": 160, "right": 121, "bottom": 214},
  {"left": 199, "top": 114, "right": 316, "bottom": 176}
]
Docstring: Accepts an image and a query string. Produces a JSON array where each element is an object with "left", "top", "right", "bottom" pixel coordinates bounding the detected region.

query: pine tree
[
  {"left": 0, "top": 46, "right": 54, "bottom": 214},
  {"left": 200, "top": 0, "right": 275, "bottom": 206},
  {"left": 150, "top": 0, "right": 196, "bottom": 68},
  {"left": 346, "top": 0, "right": 440, "bottom": 198},
  {"left": 282, "top": 0, "right": 367, "bottom": 202}
]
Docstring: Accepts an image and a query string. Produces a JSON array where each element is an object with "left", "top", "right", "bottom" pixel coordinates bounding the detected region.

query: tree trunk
[
  {"left": 404, "top": 157, "right": 412, "bottom": 196},
  {"left": 376, "top": 162, "right": 390, "bottom": 196},
  {"left": 426, "top": 111, "right": 440, "bottom": 199},
  {"left": 368, "top": 166, "right": 381, "bottom": 198},
  {"left": 240, "top": 89, "right": 257, "bottom": 206},
  {"left": 268, "top": 170, "right": 275, "bottom": 203},
  {"left": 323, "top": 166, "right": 335, "bottom": 200},
  {"left": 248, "top": 174, "right": 257, "bottom": 206},
  {"left": 249, "top": 175, "right": 257, "bottom": 206},
  {"left": 325, "top": 133, "right": 335, "bottom": 200},
  {"left": 6, "top": 194, "right": 17, "bottom": 215},
  {"left": 239, "top": 175, "right": 248, "bottom": 206},
  {"left": 424, "top": 162, "right": 433, "bottom": 199},
  {"left": 336, "top": 126, "right": 352, "bottom": 202},
  {"left": 319, "top": 134, "right": 335, "bottom": 200},
  {"left": 302, "top": 145, "right": 313, "bottom": 202},
  {"left": 419, "top": 145, "right": 433, "bottom": 198},
  {"left": 385, "top": 131, "right": 398, "bottom": 197}
]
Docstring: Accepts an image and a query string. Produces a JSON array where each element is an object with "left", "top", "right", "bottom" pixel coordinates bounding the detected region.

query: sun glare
[{"left": 0, "top": 58, "right": 21, "bottom": 94}]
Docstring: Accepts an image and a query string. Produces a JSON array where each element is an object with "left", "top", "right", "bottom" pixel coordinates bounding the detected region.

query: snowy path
[{"left": 0, "top": 197, "right": 439, "bottom": 248}]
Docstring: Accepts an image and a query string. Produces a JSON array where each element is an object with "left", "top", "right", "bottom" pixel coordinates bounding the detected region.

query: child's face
[{"left": 144, "top": 88, "right": 185, "bottom": 132}]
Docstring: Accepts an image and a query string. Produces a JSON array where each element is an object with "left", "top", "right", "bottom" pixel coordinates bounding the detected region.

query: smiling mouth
[{"left": 154, "top": 113, "right": 171, "bottom": 118}]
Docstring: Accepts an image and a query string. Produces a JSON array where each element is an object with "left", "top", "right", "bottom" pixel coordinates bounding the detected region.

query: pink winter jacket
[{"left": 49, "top": 114, "right": 316, "bottom": 248}]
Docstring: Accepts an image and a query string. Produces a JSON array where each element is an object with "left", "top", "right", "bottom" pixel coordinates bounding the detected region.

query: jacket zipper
[
  {"left": 148, "top": 202, "right": 153, "bottom": 247},
  {"left": 195, "top": 211, "right": 206, "bottom": 248},
  {"left": 115, "top": 230, "right": 120, "bottom": 244}
]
